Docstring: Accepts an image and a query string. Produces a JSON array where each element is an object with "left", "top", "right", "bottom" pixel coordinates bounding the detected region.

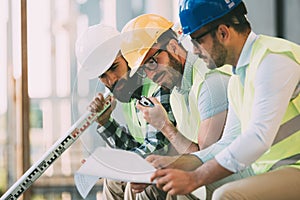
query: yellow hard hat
[
  {"left": 76, "top": 24, "right": 121, "bottom": 79},
  {"left": 121, "top": 14, "right": 173, "bottom": 76}
]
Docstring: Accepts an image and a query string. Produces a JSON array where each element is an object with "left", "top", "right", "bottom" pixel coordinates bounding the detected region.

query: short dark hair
[
  {"left": 208, "top": 2, "right": 251, "bottom": 34},
  {"left": 157, "top": 28, "right": 185, "bottom": 49}
]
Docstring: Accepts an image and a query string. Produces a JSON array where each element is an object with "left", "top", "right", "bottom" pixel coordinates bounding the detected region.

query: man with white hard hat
[{"left": 76, "top": 24, "right": 176, "bottom": 200}]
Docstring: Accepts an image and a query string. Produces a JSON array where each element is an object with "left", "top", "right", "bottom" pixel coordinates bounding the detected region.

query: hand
[
  {"left": 146, "top": 154, "right": 202, "bottom": 171},
  {"left": 146, "top": 155, "right": 179, "bottom": 169},
  {"left": 130, "top": 183, "right": 150, "bottom": 194},
  {"left": 136, "top": 97, "right": 171, "bottom": 131},
  {"left": 87, "top": 93, "right": 116, "bottom": 125},
  {"left": 151, "top": 168, "right": 199, "bottom": 195}
]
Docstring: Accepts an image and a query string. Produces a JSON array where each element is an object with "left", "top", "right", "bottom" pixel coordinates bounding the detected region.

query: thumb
[{"left": 148, "top": 97, "right": 160, "bottom": 105}]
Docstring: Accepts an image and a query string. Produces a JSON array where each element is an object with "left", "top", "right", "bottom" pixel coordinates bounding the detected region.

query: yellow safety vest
[
  {"left": 170, "top": 58, "right": 231, "bottom": 143},
  {"left": 122, "top": 78, "right": 160, "bottom": 143},
  {"left": 228, "top": 35, "right": 300, "bottom": 174}
]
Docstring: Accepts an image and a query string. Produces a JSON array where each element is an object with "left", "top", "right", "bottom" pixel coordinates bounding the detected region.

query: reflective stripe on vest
[
  {"left": 170, "top": 57, "right": 231, "bottom": 143},
  {"left": 122, "top": 78, "right": 160, "bottom": 143},
  {"left": 228, "top": 35, "right": 300, "bottom": 174}
]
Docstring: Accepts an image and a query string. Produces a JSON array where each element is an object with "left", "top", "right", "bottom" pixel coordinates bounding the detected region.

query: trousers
[{"left": 212, "top": 167, "right": 300, "bottom": 200}]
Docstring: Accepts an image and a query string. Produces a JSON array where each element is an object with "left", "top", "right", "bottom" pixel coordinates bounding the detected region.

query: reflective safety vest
[
  {"left": 228, "top": 35, "right": 300, "bottom": 174},
  {"left": 122, "top": 78, "right": 160, "bottom": 143},
  {"left": 170, "top": 57, "right": 231, "bottom": 143}
]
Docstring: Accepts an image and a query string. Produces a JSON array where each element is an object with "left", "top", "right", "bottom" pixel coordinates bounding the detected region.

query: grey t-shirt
[{"left": 198, "top": 71, "right": 230, "bottom": 120}]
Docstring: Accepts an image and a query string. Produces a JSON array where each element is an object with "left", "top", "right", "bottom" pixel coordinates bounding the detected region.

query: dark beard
[
  {"left": 211, "top": 36, "right": 227, "bottom": 68},
  {"left": 111, "top": 71, "right": 143, "bottom": 103},
  {"left": 152, "top": 51, "right": 183, "bottom": 90}
]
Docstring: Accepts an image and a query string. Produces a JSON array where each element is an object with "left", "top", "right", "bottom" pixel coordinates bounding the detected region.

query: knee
[
  {"left": 104, "top": 179, "right": 126, "bottom": 191},
  {"left": 212, "top": 184, "right": 242, "bottom": 200}
]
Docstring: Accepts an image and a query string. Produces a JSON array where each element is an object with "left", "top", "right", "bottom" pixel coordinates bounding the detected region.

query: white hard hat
[{"left": 75, "top": 24, "right": 121, "bottom": 79}]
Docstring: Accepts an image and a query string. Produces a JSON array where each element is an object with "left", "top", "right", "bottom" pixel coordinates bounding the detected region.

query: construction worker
[
  {"left": 75, "top": 24, "right": 176, "bottom": 200},
  {"left": 119, "top": 14, "right": 254, "bottom": 199},
  {"left": 146, "top": 0, "right": 300, "bottom": 199}
]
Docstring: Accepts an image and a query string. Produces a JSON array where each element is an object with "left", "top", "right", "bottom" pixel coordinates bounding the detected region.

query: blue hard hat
[{"left": 179, "top": 0, "right": 243, "bottom": 35}]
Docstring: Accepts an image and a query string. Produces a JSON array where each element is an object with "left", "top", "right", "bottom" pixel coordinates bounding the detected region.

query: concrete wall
[
  {"left": 116, "top": 0, "right": 300, "bottom": 44},
  {"left": 244, "top": 0, "right": 300, "bottom": 43}
]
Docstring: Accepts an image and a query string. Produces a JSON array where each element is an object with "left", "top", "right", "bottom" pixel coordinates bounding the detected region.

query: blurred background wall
[{"left": 0, "top": 0, "right": 299, "bottom": 199}]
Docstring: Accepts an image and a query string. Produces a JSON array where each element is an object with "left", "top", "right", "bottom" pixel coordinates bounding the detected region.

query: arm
[
  {"left": 136, "top": 98, "right": 199, "bottom": 154},
  {"left": 136, "top": 72, "right": 230, "bottom": 153},
  {"left": 89, "top": 93, "right": 142, "bottom": 150},
  {"left": 196, "top": 72, "right": 230, "bottom": 149},
  {"left": 132, "top": 87, "right": 176, "bottom": 157},
  {"left": 198, "top": 111, "right": 227, "bottom": 149},
  {"left": 150, "top": 54, "right": 300, "bottom": 195},
  {"left": 151, "top": 158, "right": 232, "bottom": 195},
  {"left": 148, "top": 104, "right": 240, "bottom": 194},
  {"left": 215, "top": 54, "right": 300, "bottom": 172}
]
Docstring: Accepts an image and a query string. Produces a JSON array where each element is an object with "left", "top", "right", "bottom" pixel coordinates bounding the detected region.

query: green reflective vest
[
  {"left": 170, "top": 57, "right": 231, "bottom": 143},
  {"left": 122, "top": 78, "right": 160, "bottom": 143},
  {"left": 228, "top": 35, "right": 300, "bottom": 174}
]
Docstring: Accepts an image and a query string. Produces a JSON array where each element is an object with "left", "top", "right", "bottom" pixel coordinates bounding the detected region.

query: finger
[
  {"left": 110, "top": 97, "right": 117, "bottom": 109},
  {"left": 150, "top": 168, "right": 167, "bottom": 182},
  {"left": 95, "top": 95, "right": 104, "bottom": 106},
  {"left": 148, "top": 97, "right": 159, "bottom": 105},
  {"left": 162, "top": 183, "right": 171, "bottom": 193},
  {"left": 88, "top": 102, "right": 98, "bottom": 112},
  {"left": 145, "top": 155, "right": 157, "bottom": 163},
  {"left": 87, "top": 104, "right": 94, "bottom": 112},
  {"left": 135, "top": 100, "right": 146, "bottom": 112},
  {"left": 155, "top": 169, "right": 174, "bottom": 183},
  {"left": 96, "top": 92, "right": 104, "bottom": 101},
  {"left": 131, "top": 183, "right": 148, "bottom": 191},
  {"left": 132, "top": 188, "right": 144, "bottom": 194}
]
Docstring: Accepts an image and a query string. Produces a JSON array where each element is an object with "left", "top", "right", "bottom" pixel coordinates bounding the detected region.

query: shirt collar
[
  {"left": 235, "top": 31, "right": 258, "bottom": 74},
  {"left": 176, "top": 51, "right": 198, "bottom": 94}
]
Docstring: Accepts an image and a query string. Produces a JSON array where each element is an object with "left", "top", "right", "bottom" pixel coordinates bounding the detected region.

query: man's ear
[
  {"left": 166, "top": 39, "right": 179, "bottom": 54},
  {"left": 217, "top": 24, "right": 230, "bottom": 41}
]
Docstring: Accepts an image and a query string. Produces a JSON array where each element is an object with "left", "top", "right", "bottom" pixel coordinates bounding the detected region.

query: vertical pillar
[
  {"left": 275, "top": 0, "right": 284, "bottom": 38},
  {"left": 17, "top": 0, "right": 31, "bottom": 199}
]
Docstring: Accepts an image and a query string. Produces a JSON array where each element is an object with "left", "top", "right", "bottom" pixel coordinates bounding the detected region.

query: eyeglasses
[
  {"left": 191, "top": 25, "right": 219, "bottom": 46},
  {"left": 142, "top": 49, "right": 164, "bottom": 71}
]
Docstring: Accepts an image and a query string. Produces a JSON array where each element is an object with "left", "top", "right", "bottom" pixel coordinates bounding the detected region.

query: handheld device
[
  {"left": 1, "top": 93, "right": 112, "bottom": 200},
  {"left": 139, "top": 96, "right": 155, "bottom": 107},
  {"left": 132, "top": 93, "right": 154, "bottom": 107}
]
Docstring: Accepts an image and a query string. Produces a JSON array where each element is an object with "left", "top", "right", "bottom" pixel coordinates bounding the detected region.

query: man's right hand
[{"left": 87, "top": 93, "right": 116, "bottom": 125}]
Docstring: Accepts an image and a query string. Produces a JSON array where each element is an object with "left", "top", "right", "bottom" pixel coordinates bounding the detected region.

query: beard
[
  {"left": 110, "top": 72, "right": 143, "bottom": 103},
  {"left": 210, "top": 36, "right": 227, "bottom": 69},
  {"left": 152, "top": 51, "right": 183, "bottom": 90}
]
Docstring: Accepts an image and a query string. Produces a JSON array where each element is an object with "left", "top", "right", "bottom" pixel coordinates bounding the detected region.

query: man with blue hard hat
[{"left": 147, "top": 0, "right": 300, "bottom": 199}]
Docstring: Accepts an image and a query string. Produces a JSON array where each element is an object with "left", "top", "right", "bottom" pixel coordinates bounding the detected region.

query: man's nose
[{"left": 105, "top": 73, "right": 118, "bottom": 88}]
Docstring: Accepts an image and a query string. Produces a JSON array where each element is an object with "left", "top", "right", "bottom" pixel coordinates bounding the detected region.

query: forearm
[
  {"left": 162, "top": 122, "right": 199, "bottom": 154},
  {"left": 192, "top": 158, "right": 233, "bottom": 188}
]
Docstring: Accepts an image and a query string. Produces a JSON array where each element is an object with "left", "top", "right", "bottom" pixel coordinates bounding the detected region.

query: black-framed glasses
[
  {"left": 142, "top": 49, "right": 164, "bottom": 71},
  {"left": 191, "top": 25, "right": 219, "bottom": 45}
]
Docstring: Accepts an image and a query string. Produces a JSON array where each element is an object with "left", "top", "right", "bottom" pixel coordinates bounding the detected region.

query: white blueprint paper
[{"left": 74, "top": 147, "right": 156, "bottom": 198}]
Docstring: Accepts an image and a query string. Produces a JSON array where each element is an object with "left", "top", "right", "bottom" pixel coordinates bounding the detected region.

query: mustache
[
  {"left": 110, "top": 75, "right": 143, "bottom": 103},
  {"left": 153, "top": 72, "right": 164, "bottom": 83}
]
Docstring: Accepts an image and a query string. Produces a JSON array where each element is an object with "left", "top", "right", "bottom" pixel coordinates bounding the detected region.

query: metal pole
[
  {"left": 275, "top": 0, "right": 285, "bottom": 38},
  {"left": 0, "top": 95, "right": 111, "bottom": 200}
]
